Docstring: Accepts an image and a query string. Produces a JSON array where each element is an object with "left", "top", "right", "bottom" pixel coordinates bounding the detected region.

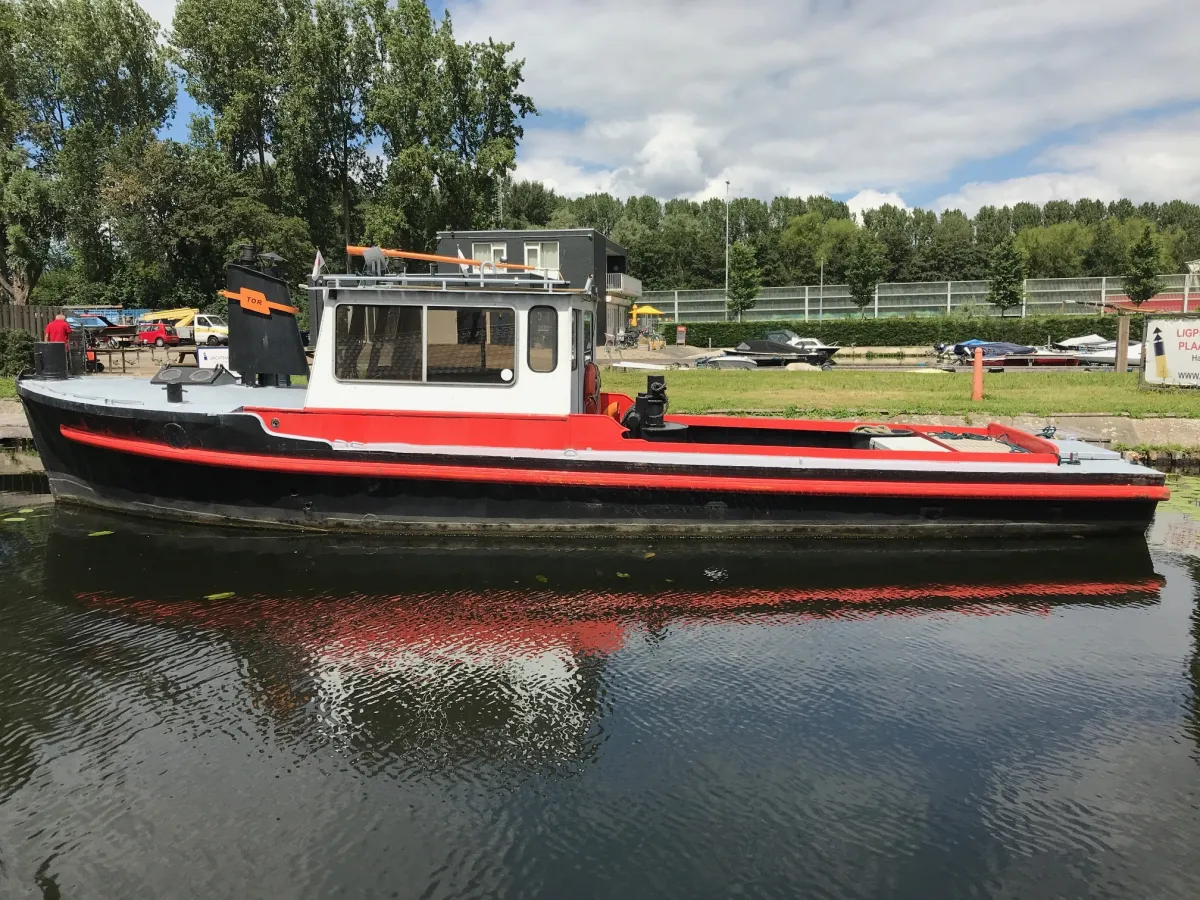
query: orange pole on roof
[
  {"left": 344, "top": 245, "right": 539, "bottom": 272},
  {"left": 972, "top": 347, "right": 984, "bottom": 401}
]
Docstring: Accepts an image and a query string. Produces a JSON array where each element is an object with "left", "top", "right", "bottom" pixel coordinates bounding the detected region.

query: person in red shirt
[{"left": 44, "top": 314, "right": 71, "bottom": 344}]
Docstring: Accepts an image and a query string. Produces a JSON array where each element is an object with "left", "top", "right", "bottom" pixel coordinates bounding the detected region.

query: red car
[{"left": 135, "top": 322, "right": 181, "bottom": 347}]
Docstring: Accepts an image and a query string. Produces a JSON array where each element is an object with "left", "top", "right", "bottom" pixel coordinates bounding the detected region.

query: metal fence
[{"left": 644, "top": 274, "right": 1194, "bottom": 322}]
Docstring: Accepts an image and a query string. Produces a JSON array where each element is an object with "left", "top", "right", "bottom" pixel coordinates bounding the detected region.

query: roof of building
[{"left": 436, "top": 228, "right": 626, "bottom": 256}]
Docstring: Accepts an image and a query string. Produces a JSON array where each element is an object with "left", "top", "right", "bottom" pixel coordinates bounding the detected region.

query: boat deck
[{"left": 19, "top": 375, "right": 308, "bottom": 416}]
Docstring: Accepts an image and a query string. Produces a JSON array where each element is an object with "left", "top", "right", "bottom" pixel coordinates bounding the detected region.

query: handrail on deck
[{"left": 345, "top": 245, "right": 538, "bottom": 273}]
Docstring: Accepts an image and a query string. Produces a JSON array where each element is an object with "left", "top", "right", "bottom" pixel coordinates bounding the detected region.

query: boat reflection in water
[{"left": 46, "top": 509, "right": 1164, "bottom": 768}]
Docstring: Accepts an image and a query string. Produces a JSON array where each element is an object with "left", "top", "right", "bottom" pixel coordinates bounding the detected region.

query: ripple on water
[{"left": 0, "top": 510, "right": 1197, "bottom": 899}]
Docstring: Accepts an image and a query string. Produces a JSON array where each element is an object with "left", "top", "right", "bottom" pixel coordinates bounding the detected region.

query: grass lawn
[
  {"left": 603, "top": 369, "right": 1200, "bottom": 418},
  {"left": 5, "top": 370, "right": 1197, "bottom": 418}
]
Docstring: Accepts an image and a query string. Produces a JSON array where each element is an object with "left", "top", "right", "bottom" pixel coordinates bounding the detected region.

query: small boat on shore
[
  {"left": 726, "top": 329, "right": 840, "bottom": 367},
  {"left": 943, "top": 340, "right": 1083, "bottom": 367},
  {"left": 17, "top": 247, "right": 1167, "bottom": 537}
]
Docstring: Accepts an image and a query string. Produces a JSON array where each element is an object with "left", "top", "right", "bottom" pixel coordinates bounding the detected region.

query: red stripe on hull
[{"left": 59, "top": 425, "right": 1170, "bottom": 503}]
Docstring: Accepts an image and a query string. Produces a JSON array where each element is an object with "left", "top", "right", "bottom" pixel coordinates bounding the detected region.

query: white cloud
[
  {"left": 934, "top": 110, "right": 1200, "bottom": 213},
  {"left": 140, "top": 0, "right": 1200, "bottom": 207},
  {"left": 933, "top": 174, "right": 1116, "bottom": 214},
  {"left": 847, "top": 190, "right": 909, "bottom": 219},
  {"left": 460, "top": 0, "right": 1200, "bottom": 202}
]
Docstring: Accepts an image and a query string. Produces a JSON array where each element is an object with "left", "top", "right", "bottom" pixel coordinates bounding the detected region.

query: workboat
[{"left": 17, "top": 246, "right": 1168, "bottom": 537}]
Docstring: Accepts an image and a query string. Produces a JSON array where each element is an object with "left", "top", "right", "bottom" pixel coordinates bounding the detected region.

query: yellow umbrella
[{"left": 629, "top": 305, "right": 664, "bottom": 326}]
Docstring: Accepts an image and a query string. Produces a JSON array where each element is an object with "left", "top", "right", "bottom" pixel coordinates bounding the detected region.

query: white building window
[
  {"left": 471, "top": 242, "right": 507, "bottom": 264},
  {"left": 524, "top": 241, "right": 560, "bottom": 273}
]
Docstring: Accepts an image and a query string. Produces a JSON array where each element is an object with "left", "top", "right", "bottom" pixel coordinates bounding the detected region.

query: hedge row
[
  {"left": 0, "top": 329, "right": 33, "bottom": 377},
  {"left": 677, "top": 315, "right": 1143, "bottom": 349}
]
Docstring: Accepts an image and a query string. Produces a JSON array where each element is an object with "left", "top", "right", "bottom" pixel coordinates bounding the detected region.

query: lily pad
[
  {"left": 17, "top": 508, "right": 34, "bottom": 514},
  {"left": 88, "top": 530, "right": 114, "bottom": 537},
  {"left": 535, "top": 574, "right": 548, "bottom": 583},
  {"left": 204, "top": 591, "right": 236, "bottom": 601},
  {"left": 644, "top": 552, "right": 656, "bottom": 560},
  {"left": 3, "top": 517, "right": 26, "bottom": 523},
  {"left": 616, "top": 572, "right": 630, "bottom": 579}
]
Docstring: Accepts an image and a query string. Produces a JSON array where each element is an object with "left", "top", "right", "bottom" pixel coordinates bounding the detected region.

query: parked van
[{"left": 136, "top": 309, "right": 229, "bottom": 346}]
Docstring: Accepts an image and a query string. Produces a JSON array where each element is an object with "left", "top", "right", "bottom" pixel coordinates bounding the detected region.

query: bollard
[
  {"left": 1115, "top": 315, "right": 1130, "bottom": 374},
  {"left": 972, "top": 347, "right": 983, "bottom": 401}
]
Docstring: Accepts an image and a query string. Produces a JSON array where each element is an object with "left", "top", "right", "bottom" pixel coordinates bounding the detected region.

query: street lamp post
[{"left": 724, "top": 181, "right": 730, "bottom": 320}]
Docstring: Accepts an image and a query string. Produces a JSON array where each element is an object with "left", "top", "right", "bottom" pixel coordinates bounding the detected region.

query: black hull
[{"left": 19, "top": 384, "right": 1158, "bottom": 537}]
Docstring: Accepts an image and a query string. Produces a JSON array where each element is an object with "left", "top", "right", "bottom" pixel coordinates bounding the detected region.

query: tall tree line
[
  {"left": 0, "top": 0, "right": 533, "bottom": 307},
  {"left": 503, "top": 184, "right": 1200, "bottom": 292}
]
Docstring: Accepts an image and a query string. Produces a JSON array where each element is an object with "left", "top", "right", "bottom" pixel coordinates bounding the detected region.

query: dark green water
[{"left": 2, "top": 503, "right": 1200, "bottom": 899}]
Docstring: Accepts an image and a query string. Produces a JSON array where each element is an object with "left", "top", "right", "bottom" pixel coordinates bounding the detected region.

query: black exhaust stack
[{"left": 225, "top": 245, "right": 310, "bottom": 387}]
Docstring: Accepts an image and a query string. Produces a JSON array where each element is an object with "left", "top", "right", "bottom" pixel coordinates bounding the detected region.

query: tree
[
  {"left": 1011, "top": 201, "right": 1043, "bottom": 231},
  {"left": 726, "top": 241, "right": 761, "bottom": 320},
  {"left": 276, "top": 0, "right": 376, "bottom": 257},
  {"left": 366, "top": 1, "right": 534, "bottom": 248},
  {"left": 912, "top": 210, "right": 981, "bottom": 280},
  {"left": 1124, "top": 226, "right": 1165, "bottom": 307},
  {"left": 1015, "top": 222, "right": 1090, "bottom": 278},
  {"left": 171, "top": 0, "right": 285, "bottom": 194},
  {"left": 569, "top": 193, "right": 623, "bottom": 235},
  {"left": 2, "top": 162, "right": 56, "bottom": 304},
  {"left": 1043, "top": 199, "right": 1073, "bottom": 225},
  {"left": 861, "top": 203, "right": 913, "bottom": 282},
  {"left": 13, "top": 0, "right": 174, "bottom": 284},
  {"left": 1083, "top": 218, "right": 1127, "bottom": 276},
  {"left": 504, "top": 179, "right": 558, "bottom": 228},
  {"left": 845, "top": 231, "right": 886, "bottom": 318},
  {"left": 985, "top": 235, "right": 1025, "bottom": 316},
  {"left": 623, "top": 195, "right": 662, "bottom": 230},
  {"left": 973, "top": 205, "right": 1012, "bottom": 257}
]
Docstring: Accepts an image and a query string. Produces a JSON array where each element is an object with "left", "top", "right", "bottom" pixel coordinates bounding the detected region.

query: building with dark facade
[{"left": 435, "top": 229, "right": 641, "bottom": 341}]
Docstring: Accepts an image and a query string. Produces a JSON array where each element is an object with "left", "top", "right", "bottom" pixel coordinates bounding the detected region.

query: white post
[
  {"left": 1184, "top": 275, "right": 1190, "bottom": 314},
  {"left": 1022, "top": 278, "right": 1028, "bottom": 318},
  {"left": 874, "top": 283, "right": 879, "bottom": 318},
  {"left": 1100, "top": 276, "right": 1106, "bottom": 315},
  {"left": 804, "top": 285, "right": 809, "bottom": 322},
  {"left": 674, "top": 290, "right": 679, "bottom": 322},
  {"left": 819, "top": 260, "right": 824, "bottom": 321},
  {"left": 946, "top": 280, "right": 951, "bottom": 313},
  {"left": 724, "top": 181, "right": 730, "bottom": 311}
]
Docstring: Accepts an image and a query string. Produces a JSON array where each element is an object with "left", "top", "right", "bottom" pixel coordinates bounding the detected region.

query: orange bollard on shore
[{"left": 971, "top": 347, "right": 984, "bottom": 401}]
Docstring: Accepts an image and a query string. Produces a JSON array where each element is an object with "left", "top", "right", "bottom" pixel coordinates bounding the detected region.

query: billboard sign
[{"left": 1143, "top": 317, "right": 1200, "bottom": 386}]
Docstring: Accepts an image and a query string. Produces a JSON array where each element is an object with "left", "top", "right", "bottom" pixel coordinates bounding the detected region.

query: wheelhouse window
[
  {"left": 571, "top": 310, "right": 579, "bottom": 371},
  {"left": 583, "top": 310, "right": 594, "bottom": 363},
  {"left": 427, "top": 307, "right": 516, "bottom": 384},
  {"left": 528, "top": 306, "right": 557, "bottom": 373},
  {"left": 524, "top": 241, "right": 560, "bottom": 273},
  {"left": 471, "top": 242, "right": 507, "bottom": 265},
  {"left": 335, "top": 305, "right": 423, "bottom": 381}
]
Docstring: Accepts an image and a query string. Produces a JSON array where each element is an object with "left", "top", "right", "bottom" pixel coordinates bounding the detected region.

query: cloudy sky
[{"left": 140, "top": 0, "right": 1200, "bottom": 215}]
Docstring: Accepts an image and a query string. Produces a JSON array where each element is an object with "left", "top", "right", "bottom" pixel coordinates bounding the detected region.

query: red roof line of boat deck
[{"left": 242, "top": 405, "right": 1063, "bottom": 463}]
